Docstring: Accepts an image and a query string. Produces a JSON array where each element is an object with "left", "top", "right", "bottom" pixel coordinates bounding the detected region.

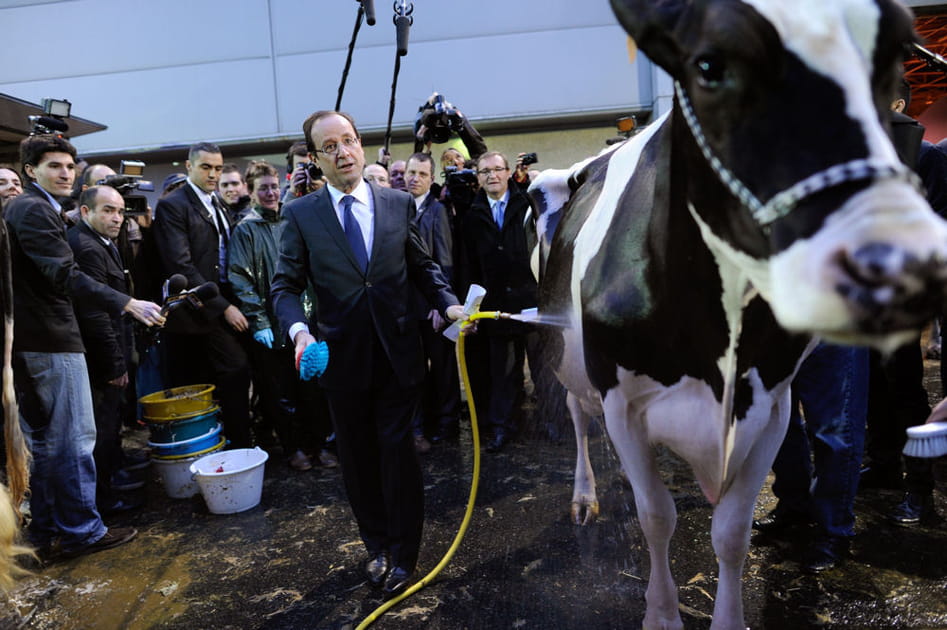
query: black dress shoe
[
  {"left": 859, "top": 465, "right": 902, "bottom": 490},
  {"left": 889, "top": 491, "right": 939, "bottom": 526},
  {"left": 752, "top": 506, "right": 811, "bottom": 536},
  {"left": 365, "top": 552, "right": 390, "bottom": 587},
  {"left": 802, "top": 535, "right": 850, "bottom": 574},
  {"left": 485, "top": 430, "right": 508, "bottom": 453},
  {"left": 382, "top": 566, "right": 413, "bottom": 598}
]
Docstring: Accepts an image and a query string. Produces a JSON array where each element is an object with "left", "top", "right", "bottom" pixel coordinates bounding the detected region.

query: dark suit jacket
[
  {"left": 152, "top": 183, "right": 232, "bottom": 331},
  {"left": 4, "top": 185, "right": 129, "bottom": 353},
  {"left": 412, "top": 193, "right": 453, "bottom": 318},
  {"left": 271, "top": 182, "right": 458, "bottom": 392},
  {"left": 67, "top": 220, "right": 130, "bottom": 383},
  {"left": 459, "top": 182, "right": 538, "bottom": 334}
]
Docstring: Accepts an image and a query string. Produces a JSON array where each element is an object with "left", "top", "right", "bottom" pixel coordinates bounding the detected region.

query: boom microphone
[
  {"left": 362, "top": 0, "right": 375, "bottom": 25},
  {"left": 394, "top": 1, "right": 413, "bottom": 57}
]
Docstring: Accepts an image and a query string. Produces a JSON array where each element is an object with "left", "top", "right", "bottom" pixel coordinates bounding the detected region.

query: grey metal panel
[
  {"left": 3, "top": 58, "right": 279, "bottom": 152},
  {"left": 280, "top": 23, "right": 646, "bottom": 134},
  {"left": 0, "top": 0, "right": 271, "bottom": 83},
  {"left": 0, "top": 0, "right": 653, "bottom": 155}
]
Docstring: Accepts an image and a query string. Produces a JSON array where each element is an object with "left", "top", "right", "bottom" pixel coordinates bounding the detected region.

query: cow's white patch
[
  {"left": 610, "top": 362, "right": 791, "bottom": 503},
  {"left": 741, "top": 0, "right": 896, "bottom": 165},
  {"left": 571, "top": 111, "right": 671, "bottom": 327}
]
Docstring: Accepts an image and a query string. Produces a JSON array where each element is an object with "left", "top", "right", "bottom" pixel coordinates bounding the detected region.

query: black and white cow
[{"left": 530, "top": 1, "right": 947, "bottom": 628}]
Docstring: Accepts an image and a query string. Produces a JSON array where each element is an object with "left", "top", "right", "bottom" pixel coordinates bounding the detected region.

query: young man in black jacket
[{"left": 6, "top": 135, "right": 164, "bottom": 559}]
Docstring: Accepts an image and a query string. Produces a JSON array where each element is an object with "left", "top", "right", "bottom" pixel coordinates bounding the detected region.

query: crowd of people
[{"left": 0, "top": 89, "right": 943, "bottom": 600}]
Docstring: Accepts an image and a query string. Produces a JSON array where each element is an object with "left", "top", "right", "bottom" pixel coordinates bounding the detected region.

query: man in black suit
[
  {"left": 67, "top": 185, "right": 139, "bottom": 514},
  {"left": 405, "top": 152, "right": 461, "bottom": 448},
  {"left": 271, "top": 110, "right": 464, "bottom": 597},
  {"left": 152, "top": 143, "right": 251, "bottom": 447}
]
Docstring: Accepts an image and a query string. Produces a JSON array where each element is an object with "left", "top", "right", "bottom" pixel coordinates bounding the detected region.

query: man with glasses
[
  {"left": 457, "top": 151, "right": 542, "bottom": 453},
  {"left": 271, "top": 110, "right": 463, "bottom": 598}
]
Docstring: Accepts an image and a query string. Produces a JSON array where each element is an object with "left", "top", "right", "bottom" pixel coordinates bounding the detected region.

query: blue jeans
[
  {"left": 15, "top": 352, "right": 106, "bottom": 550},
  {"left": 771, "top": 343, "right": 869, "bottom": 538}
]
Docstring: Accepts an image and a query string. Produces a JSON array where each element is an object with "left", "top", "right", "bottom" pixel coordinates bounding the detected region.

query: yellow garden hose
[{"left": 356, "top": 311, "right": 503, "bottom": 629}]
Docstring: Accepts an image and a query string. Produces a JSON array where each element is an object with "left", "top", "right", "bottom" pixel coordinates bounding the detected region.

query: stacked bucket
[{"left": 139, "top": 384, "right": 226, "bottom": 498}]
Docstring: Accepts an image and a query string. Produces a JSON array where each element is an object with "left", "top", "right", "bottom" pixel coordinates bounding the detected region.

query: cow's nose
[
  {"left": 848, "top": 243, "right": 906, "bottom": 283},
  {"left": 836, "top": 241, "right": 947, "bottom": 333}
]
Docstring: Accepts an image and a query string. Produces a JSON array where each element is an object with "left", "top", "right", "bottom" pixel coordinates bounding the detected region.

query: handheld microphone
[
  {"left": 161, "top": 280, "right": 219, "bottom": 315},
  {"left": 362, "top": 0, "right": 375, "bottom": 25},
  {"left": 394, "top": 1, "right": 413, "bottom": 56}
]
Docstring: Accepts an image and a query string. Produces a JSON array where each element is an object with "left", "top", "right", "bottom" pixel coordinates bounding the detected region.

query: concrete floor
[{"left": 3, "top": 366, "right": 947, "bottom": 630}]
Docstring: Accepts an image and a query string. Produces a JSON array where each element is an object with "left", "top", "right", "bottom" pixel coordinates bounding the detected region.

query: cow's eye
[{"left": 695, "top": 55, "right": 726, "bottom": 89}]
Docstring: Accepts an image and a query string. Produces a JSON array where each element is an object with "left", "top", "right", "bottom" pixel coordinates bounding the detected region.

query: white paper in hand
[{"left": 443, "top": 284, "right": 486, "bottom": 342}]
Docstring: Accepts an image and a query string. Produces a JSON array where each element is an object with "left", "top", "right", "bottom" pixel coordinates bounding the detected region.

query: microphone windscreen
[
  {"left": 167, "top": 273, "right": 188, "bottom": 295},
  {"left": 395, "top": 15, "right": 410, "bottom": 56},
  {"left": 194, "top": 282, "right": 219, "bottom": 300},
  {"left": 363, "top": 0, "right": 375, "bottom": 25}
]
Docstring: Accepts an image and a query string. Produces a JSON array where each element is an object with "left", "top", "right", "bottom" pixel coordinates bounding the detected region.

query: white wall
[{"left": 0, "top": 0, "right": 653, "bottom": 155}]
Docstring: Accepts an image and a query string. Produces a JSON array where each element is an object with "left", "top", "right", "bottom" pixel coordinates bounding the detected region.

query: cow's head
[{"left": 612, "top": 0, "right": 947, "bottom": 351}]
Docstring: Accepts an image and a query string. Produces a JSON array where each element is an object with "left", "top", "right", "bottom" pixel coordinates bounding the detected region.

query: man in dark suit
[
  {"left": 6, "top": 135, "right": 164, "bottom": 559},
  {"left": 271, "top": 110, "right": 464, "bottom": 597},
  {"left": 405, "top": 152, "right": 461, "bottom": 448},
  {"left": 152, "top": 142, "right": 251, "bottom": 448},
  {"left": 67, "top": 185, "right": 140, "bottom": 515}
]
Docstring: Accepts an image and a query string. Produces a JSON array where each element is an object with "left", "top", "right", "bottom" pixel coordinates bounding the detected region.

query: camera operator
[
  {"left": 6, "top": 135, "right": 165, "bottom": 559},
  {"left": 282, "top": 140, "right": 326, "bottom": 203},
  {"left": 413, "top": 93, "right": 487, "bottom": 161}
]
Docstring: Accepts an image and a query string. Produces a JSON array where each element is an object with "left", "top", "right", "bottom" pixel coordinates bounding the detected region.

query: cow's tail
[{"left": 0, "top": 221, "right": 28, "bottom": 519}]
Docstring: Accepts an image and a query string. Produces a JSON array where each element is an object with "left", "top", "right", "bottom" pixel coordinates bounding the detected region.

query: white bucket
[
  {"left": 189, "top": 447, "right": 269, "bottom": 514},
  {"left": 152, "top": 455, "right": 202, "bottom": 499}
]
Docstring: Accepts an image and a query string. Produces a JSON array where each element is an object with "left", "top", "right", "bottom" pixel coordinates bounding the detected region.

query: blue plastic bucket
[
  {"left": 148, "top": 423, "right": 222, "bottom": 458},
  {"left": 148, "top": 407, "right": 220, "bottom": 444}
]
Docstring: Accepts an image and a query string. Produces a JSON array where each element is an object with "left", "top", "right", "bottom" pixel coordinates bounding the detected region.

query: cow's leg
[
  {"left": 708, "top": 401, "right": 789, "bottom": 630},
  {"left": 569, "top": 392, "right": 599, "bottom": 525},
  {"left": 603, "top": 391, "right": 683, "bottom": 630}
]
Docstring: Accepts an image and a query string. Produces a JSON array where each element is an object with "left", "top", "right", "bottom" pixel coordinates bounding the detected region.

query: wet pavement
[{"left": 4, "top": 371, "right": 947, "bottom": 629}]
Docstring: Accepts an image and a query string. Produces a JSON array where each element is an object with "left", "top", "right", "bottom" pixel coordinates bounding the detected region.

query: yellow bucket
[{"left": 139, "top": 384, "right": 216, "bottom": 421}]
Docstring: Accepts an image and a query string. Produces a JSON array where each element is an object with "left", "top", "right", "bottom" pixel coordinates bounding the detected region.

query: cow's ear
[{"left": 610, "top": 0, "right": 687, "bottom": 77}]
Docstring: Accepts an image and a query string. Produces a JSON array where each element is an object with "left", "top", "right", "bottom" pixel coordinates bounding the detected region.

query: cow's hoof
[{"left": 571, "top": 500, "right": 600, "bottom": 525}]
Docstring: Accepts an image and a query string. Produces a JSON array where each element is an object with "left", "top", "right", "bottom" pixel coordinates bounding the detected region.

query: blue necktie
[
  {"left": 494, "top": 200, "right": 505, "bottom": 228},
  {"left": 341, "top": 195, "right": 368, "bottom": 272}
]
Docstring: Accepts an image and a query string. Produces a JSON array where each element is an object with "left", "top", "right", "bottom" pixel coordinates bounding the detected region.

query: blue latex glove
[
  {"left": 299, "top": 340, "right": 329, "bottom": 381},
  {"left": 253, "top": 328, "right": 274, "bottom": 348}
]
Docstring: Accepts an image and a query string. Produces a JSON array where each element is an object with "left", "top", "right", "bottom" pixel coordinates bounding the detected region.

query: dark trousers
[
  {"left": 415, "top": 320, "right": 461, "bottom": 435},
  {"left": 251, "top": 344, "right": 331, "bottom": 454},
  {"left": 91, "top": 381, "right": 125, "bottom": 507},
  {"left": 464, "top": 331, "right": 526, "bottom": 436},
  {"left": 164, "top": 322, "right": 251, "bottom": 448},
  {"left": 325, "top": 347, "right": 424, "bottom": 571},
  {"left": 865, "top": 341, "right": 934, "bottom": 493},
  {"left": 772, "top": 343, "right": 869, "bottom": 537}
]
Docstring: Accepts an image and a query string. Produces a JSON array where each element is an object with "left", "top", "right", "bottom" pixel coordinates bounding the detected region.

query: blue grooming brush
[{"left": 299, "top": 341, "right": 329, "bottom": 381}]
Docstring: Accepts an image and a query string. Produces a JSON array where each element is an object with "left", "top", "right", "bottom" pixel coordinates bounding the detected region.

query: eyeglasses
[
  {"left": 315, "top": 136, "right": 361, "bottom": 156},
  {"left": 477, "top": 166, "right": 508, "bottom": 177}
]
